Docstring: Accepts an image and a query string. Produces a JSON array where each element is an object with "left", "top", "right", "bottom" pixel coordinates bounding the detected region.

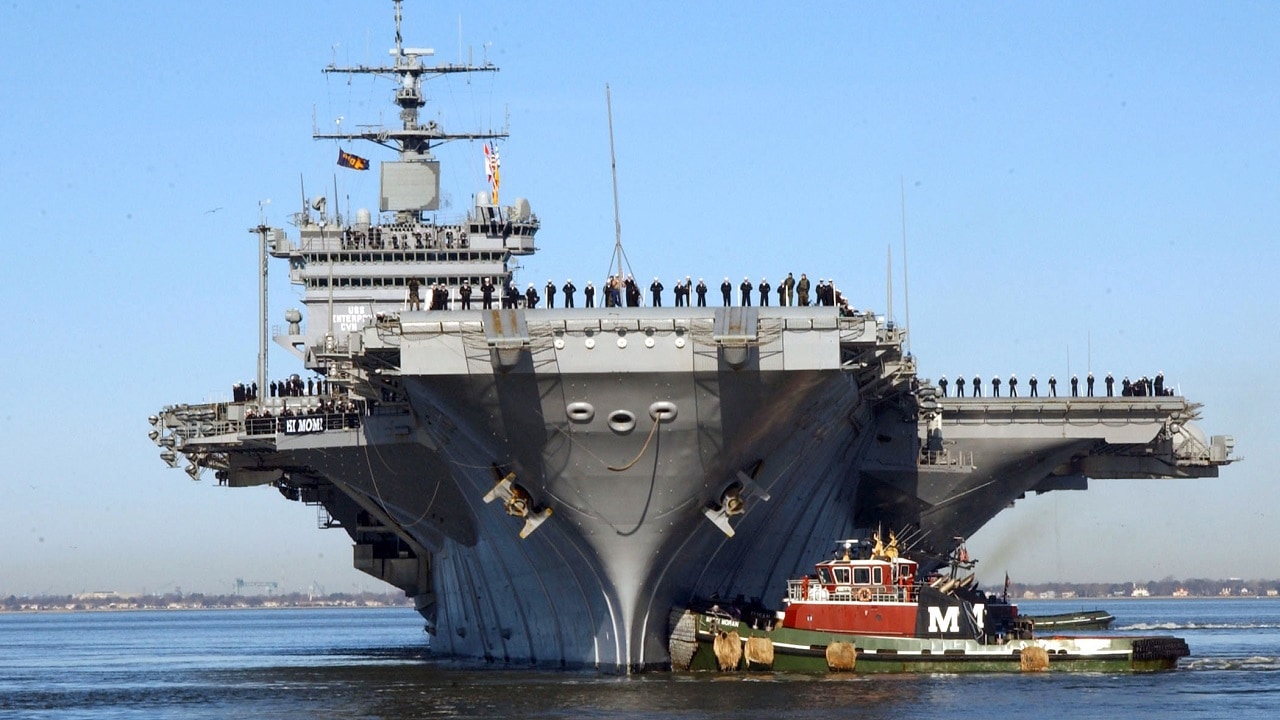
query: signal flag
[{"left": 337, "top": 149, "right": 369, "bottom": 170}]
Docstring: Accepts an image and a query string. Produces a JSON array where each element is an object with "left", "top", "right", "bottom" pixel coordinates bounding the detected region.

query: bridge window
[
  {"left": 873, "top": 567, "right": 883, "bottom": 585},
  {"left": 832, "top": 567, "right": 850, "bottom": 585},
  {"left": 854, "top": 567, "right": 871, "bottom": 585}
]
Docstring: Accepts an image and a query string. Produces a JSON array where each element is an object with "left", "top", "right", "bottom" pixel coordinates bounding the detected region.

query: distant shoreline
[
  {"left": 0, "top": 603, "right": 411, "bottom": 615},
  {"left": 1, "top": 592, "right": 414, "bottom": 615},
  {"left": 5, "top": 587, "right": 1279, "bottom": 615}
]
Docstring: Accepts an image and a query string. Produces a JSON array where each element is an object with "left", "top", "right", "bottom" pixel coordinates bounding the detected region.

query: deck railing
[{"left": 786, "top": 579, "right": 912, "bottom": 604}]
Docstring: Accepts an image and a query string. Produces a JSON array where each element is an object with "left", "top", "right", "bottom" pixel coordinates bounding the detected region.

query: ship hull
[
  {"left": 277, "top": 362, "right": 888, "bottom": 669},
  {"left": 163, "top": 308, "right": 1230, "bottom": 671}
]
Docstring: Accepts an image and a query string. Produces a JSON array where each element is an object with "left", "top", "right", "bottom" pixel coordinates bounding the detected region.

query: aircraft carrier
[{"left": 148, "top": 2, "right": 1236, "bottom": 671}]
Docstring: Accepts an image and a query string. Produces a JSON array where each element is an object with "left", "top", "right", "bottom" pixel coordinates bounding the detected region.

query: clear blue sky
[{"left": 1, "top": 1, "right": 1275, "bottom": 596}]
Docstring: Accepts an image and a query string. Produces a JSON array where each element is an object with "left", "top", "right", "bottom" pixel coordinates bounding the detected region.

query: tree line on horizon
[
  {"left": 1003, "top": 577, "right": 1279, "bottom": 598},
  {"left": 2, "top": 589, "right": 414, "bottom": 611}
]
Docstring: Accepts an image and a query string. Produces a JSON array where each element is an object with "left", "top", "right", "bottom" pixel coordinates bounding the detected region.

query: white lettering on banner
[
  {"left": 972, "top": 603, "right": 985, "bottom": 633},
  {"left": 284, "top": 417, "right": 326, "bottom": 434},
  {"left": 927, "top": 605, "right": 960, "bottom": 633},
  {"left": 332, "top": 305, "right": 372, "bottom": 333}
]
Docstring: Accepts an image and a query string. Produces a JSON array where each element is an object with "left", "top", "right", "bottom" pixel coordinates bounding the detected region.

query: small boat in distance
[
  {"left": 1023, "top": 609, "right": 1117, "bottom": 632},
  {"left": 670, "top": 536, "right": 1186, "bottom": 673}
]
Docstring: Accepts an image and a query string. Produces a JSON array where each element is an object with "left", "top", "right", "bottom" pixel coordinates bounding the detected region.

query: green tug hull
[
  {"left": 1022, "top": 609, "right": 1116, "bottom": 632},
  {"left": 673, "top": 610, "right": 1188, "bottom": 674}
]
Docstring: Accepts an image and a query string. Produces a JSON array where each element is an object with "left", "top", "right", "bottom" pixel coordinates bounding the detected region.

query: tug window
[
  {"left": 873, "top": 567, "right": 883, "bottom": 585},
  {"left": 853, "top": 567, "right": 871, "bottom": 585},
  {"left": 832, "top": 567, "right": 850, "bottom": 585}
]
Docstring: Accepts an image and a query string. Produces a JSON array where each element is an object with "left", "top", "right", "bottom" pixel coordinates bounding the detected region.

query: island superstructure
[{"left": 148, "top": 1, "right": 1236, "bottom": 671}]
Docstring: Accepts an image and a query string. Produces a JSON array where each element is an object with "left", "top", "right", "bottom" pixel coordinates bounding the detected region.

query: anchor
[
  {"left": 483, "top": 471, "right": 553, "bottom": 539},
  {"left": 703, "top": 470, "right": 771, "bottom": 537}
]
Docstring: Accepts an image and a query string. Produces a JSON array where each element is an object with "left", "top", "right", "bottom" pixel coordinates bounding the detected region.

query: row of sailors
[
  {"left": 232, "top": 376, "right": 336, "bottom": 402},
  {"left": 937, "top": 372, "right": 1173, "bottom": 398},
  {"left": 407, "top": 273, "right": 850, "bottom": 311},
  {"left": 243, "top": 398, "right": 362, "bottom": 418},
  {"left": 340, "top": 226, "right": 469, "bottom": 251},
  {"left": 243, "top": 399, "right": 363, "bottom": 435}
]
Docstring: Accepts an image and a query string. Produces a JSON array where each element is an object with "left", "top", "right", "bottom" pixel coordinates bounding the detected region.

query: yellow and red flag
[{"left": 483, "top": 143, "right": 501, "bottom": 203}]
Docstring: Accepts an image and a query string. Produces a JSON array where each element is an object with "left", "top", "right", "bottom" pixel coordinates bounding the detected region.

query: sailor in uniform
[
  {"left": 407, "top": 277, "right": 422, "bottom": 311},
  {"left": 626, "top": 275, "right": 641, "bottom": 306},
  {"left": 562, "top": 279, "right": 576, "bottom": 308}
]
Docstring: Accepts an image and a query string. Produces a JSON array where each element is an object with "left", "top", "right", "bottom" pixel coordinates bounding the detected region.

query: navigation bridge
[{"left": 857, "top": 389, "right": 1238, "bottom": 562}]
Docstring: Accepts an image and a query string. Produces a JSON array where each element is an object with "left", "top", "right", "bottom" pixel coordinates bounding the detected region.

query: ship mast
[
  {"left": 252, "top": 216, "right": 270, "bottom": 406},
  {"left": 605, "top": 84, "right": 633, "bottom": 280},
  {"left": 313, "top": 0, "right": 507, "bottom": 210}
]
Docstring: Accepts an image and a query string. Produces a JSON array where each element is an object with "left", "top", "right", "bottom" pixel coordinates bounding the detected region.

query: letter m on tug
[{"left": 927, "top": 605, "right": 960, "bottom": 634}]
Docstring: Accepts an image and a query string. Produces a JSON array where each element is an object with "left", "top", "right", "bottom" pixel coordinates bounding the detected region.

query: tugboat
[{"left": 670, "top": 535, "right": 1188, "bottom": 673}]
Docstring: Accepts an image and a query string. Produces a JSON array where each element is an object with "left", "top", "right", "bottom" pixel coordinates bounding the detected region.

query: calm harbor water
[{"left": 1, "top": 598, "right": 1277, "bottom": 719}]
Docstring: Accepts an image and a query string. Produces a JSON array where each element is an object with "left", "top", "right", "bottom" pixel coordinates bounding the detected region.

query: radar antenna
[
  {"left": 313, "top": 0, "right": 507, "bottom": 158},
  {"left": 900, "top": 176, "right": 911, "bottom": 355}
]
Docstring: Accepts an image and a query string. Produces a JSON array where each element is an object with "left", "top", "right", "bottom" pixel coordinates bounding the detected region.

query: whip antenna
[{"left": 605, "top": 84, "right": 634, "bottom": 280}]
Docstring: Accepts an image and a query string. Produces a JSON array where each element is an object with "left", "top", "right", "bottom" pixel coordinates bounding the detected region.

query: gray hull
[
  {"left": 253, "top": 309, "right": 898, "bottom": 668},
  {"left": 161, "top": 307, "right": 1233, "bottom": 670}
]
